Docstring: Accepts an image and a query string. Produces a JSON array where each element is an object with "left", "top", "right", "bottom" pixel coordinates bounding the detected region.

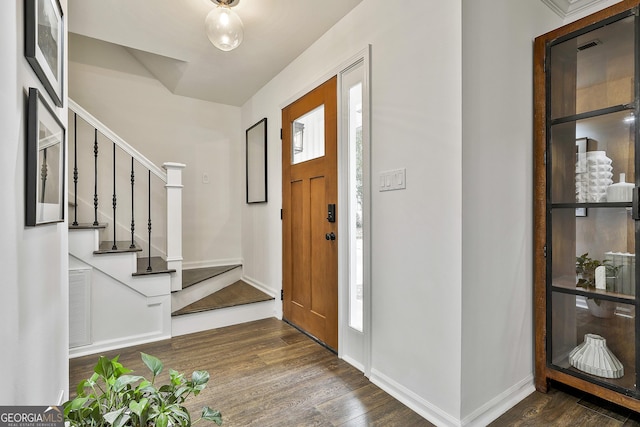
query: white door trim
[{"left": 337, "top": 46, "right": 372, "bottom": 376}]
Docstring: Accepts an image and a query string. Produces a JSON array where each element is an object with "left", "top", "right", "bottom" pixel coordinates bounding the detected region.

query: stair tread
[
  {"left": 69, "top": 222, "right": 107, "bottom": 229},
  {"left": 133, "top": 257, "right": 176, "bottom": 276},
  {"left": 172, "top": 280, "right": 273, "bottom": 316},
  {"left": 94, "top": 241, "right": 142, "bottom": 254},
  {"left": 182, "top": 264, "right": 241, "bottom": 289}
]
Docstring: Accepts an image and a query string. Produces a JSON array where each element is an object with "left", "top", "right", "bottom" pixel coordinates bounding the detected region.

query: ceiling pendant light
[{"left": 205, "top": 0, "right": 243, "bottom": 52}]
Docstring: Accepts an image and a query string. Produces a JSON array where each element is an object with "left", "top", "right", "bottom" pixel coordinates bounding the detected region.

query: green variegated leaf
[
  {"left": 191, "top": 370, "right": 210, "bottom": 386},
  {"left": 136, "top": 379, "right": 152, "bottom": 392},
  {"left": 93, "top": 356, "right": 111, "bottom": 378},
  {"left": 173, "top": 386, "right": 189, "bottom": 399},
  {"left": 103, "top": 407, "right": 126, "bottom": 425},
  {"left": 159, "top": 384, "right": 173, "bottom": 393},
  {"left": 75, "top": 379, "right": 88, "bottom": 397},
  {"left": 113, "top": 375, "right": 144, "bottom": 392},
  {"left": 112, "top": 413, "right": 131, "bottom": 427},
  {"left": 112, "top": 357, "right": 132, "bottom": 377},
  {"left": 201, "top": 407, "right": 223, "bottom": 425},
  {"left": 168, "top": 405, "right": 190, "bottom": 427},
  {"left": 141, "top": 352, "right": 163, "bottom": 377},
  {"left": 169, "top": 369, "right": 184, "bottom": 386},
  {"left": 88, "top": 372, "right": 99, "bottom": 384},
  {"left": 67, "top": 396, "right": 89, "bottom": 412},
  {"left": 156, "top": 412, "right": 169, "bottom": 427},
  {"left": 128, "top": 397, "right": 149, "bottom": 417}
]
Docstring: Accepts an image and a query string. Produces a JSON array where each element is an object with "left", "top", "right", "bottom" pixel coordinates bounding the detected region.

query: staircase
[
  {"left": 171, "top": 265, "right": 274, "bottom": 336},
  {"left": 67, "top": 99, "right": 275, "bottom": 357},
  {"left": 69, "top": 223, "right": 174, "bottom": 357}
]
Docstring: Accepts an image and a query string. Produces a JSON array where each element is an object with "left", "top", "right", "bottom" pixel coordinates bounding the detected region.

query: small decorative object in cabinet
[{"left": 534, "top": 0, "right": 640, "bottom": 411}]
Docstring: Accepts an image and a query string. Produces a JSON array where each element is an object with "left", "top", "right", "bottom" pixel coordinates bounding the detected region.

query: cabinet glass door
[{"left": 547, "top": 11, "right": 638, "bottom": 395}]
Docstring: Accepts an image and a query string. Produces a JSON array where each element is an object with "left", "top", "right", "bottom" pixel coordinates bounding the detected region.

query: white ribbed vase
[{"left": 568, "top": 334, "right": 624, "bottom": 379}]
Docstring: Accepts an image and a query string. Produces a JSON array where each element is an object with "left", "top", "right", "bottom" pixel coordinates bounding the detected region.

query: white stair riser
[
  {"left": 69, "top": 228, "right": 171, "bottom": 297},
  {"left": 171, "top": 300, "right": 276, "bottom": 337},
  {"left": 171, "top": 267, "right": 242, "bottom": 311}
]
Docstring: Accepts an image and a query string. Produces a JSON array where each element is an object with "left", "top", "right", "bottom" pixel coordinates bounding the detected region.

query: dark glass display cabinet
[{"left": 534, "top": 0, "right": 640, "bottom": 410}]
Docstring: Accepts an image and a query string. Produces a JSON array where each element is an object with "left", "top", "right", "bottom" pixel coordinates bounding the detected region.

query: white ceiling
[{"left": 68, "top": 0, "right": 363, "bottom": 106}]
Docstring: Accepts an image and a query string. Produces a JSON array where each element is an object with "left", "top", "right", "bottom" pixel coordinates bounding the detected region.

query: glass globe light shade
[{"left": 205, "top": 6, "right": 244, "bottom": 52}]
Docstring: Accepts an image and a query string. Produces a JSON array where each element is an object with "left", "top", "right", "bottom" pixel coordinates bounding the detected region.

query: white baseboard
[
  {"left": 241, "top": 276, "right": 282, "bottom": 318},
  {"left": 69, "top": 331, "right": 171, "bottom": 359},
  {"left": 341, "top": 355, "right": 365, "bottom": 373},
  {"left": 171, "top": 300, "right": 276, "bottom": 336},
  {"left": 242, "top": 275, "right": 277, "bottom": 297},
  {"left": 182, "top": 258, "right": 243, "bottom": 269},
  {"left": 461, "top": 375, "right": 535, "bottom": 426},
  {"left": 369, "top": 368, "right": 534, "bottom": 427},
  {"left": 369, "top": 368, "right": 461, "bottom": 426}
]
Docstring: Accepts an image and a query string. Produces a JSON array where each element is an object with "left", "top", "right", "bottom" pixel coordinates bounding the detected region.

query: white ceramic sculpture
[
  {"left": 576, "top": 151, "right": 613, "bottom": 203},
  {"left": 606, "top": 173, "right": 634, "bottom": 202},
  {"left": 569, "top": 333, "right": 624, "bottom": 379}
]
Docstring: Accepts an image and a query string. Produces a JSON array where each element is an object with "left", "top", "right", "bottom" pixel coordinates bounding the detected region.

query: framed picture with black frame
[
  {"left": 26, "top": 87, "right": 66, "bottom": 226},
  {"left": 246, "top": 118, "right": 268, "bottom": 204},
  {"left": 25, "top": 0, "right": 64, "bottom": 107}
]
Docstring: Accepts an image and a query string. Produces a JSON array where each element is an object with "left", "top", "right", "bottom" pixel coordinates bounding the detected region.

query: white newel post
[{"left": 164, "top": 162, "right": 185, "bottom": 292}]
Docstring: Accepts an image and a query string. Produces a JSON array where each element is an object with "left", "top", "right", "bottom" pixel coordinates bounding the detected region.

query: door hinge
[
  {"left": 543, "top": 245, "right": 547, "bottom": 258},
  {"left": 280, "top": 209, "right": 283, "bottom": 220},
  {"left": 280, "top": 128, "right": 283, "bottom": 140},
  {"left": 543, "top": 150, "right": 547, "bottom": 165},
  {"left": 281, "top": 289, "right": 284, "bottom": 301}
]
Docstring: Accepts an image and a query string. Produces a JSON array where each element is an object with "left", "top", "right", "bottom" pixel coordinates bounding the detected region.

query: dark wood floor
[
  {"left": 69, "top": 318, "right": 640, "bottom": 426},
  {"left": 69, "top": 318, "right": 431, "bottom": 426},
  {"left": 492, "top": 382, "right": 640, "bottom": 426},
  {"left": 491, "top": 305, "right": 640, "bottom": 426}
]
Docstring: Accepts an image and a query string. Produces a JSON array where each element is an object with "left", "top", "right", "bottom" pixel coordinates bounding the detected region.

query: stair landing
[{"left": 172, "top": 280, "right": 273, "bottom": 316}]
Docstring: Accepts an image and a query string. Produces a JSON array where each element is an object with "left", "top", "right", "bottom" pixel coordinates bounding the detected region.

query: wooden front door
[{"left": 282, "top": 76, "right": 338, "bottom": 350}]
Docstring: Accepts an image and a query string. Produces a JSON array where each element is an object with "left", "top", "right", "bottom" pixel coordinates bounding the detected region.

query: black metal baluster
[
  {"left": 93, "top": 129, "right": 99, "bottom": 226},
  {"left": 40, "top": 148, "right": 48, "bottom": 203},
  {"left": 147, "top": 170, "right": 152, "bottom": 272},
  {"left": 130, "top": 157, "right": 135, "bottom": 249},
  {"left": 72, "top": 113, "right": 78, "bottom": 226},
  {"left": 112, "top": 143, "right": 117, "bottom": 250}
]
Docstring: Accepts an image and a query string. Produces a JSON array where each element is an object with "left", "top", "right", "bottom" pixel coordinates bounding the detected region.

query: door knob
[{"left": 325, "top": 232, "right": 336, "bottom": 241}]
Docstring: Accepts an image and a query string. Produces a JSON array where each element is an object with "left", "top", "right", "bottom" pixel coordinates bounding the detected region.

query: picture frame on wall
[
  {"left": 246, "top": 118, "right": 268, "bottom": 204},
  {"left": 25, "top": 0, "right": 64, "bottom": 107},
  {"left": 26, "top": 87, "right": 66, "bottom": 226}
]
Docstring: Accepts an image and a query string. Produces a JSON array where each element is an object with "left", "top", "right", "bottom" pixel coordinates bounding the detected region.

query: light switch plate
[{"left": 379, "top": 168, "right": 406, "bottom": 191}]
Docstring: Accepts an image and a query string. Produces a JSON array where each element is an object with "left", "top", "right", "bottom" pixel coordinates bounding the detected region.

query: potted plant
[
  {"left": 64, "top": 352, "right": 222, "bottom": 427},
  {"left": 576, "top": 252, "right": 618, "bottom": 318}
]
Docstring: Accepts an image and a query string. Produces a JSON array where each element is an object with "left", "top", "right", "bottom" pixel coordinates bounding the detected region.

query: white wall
[
  {"left": 0, "top": 0, "right": 69, "bottom": 404},
  {"left": 241, "top": 0, "right": 464, "bottom": 422},
  {"left": 460, "top": 0, "right": 561, "bottom": 423},
  {"left": 68, "top": 34, "right": 242, "bottom": 268}
]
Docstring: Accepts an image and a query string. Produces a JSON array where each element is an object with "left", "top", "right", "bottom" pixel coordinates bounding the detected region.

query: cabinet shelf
[
  {"left": 551, "top": 277, "right": 635, "bottom": 303},
  {"left": 551, "top": 202, "right": 633, "bottom": 209},
  {"left": 550, "top": 104, "right": 634, "bottom": 126},
  {"left": 551, "top": 302, "right": 637, "bottom": 394}
]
